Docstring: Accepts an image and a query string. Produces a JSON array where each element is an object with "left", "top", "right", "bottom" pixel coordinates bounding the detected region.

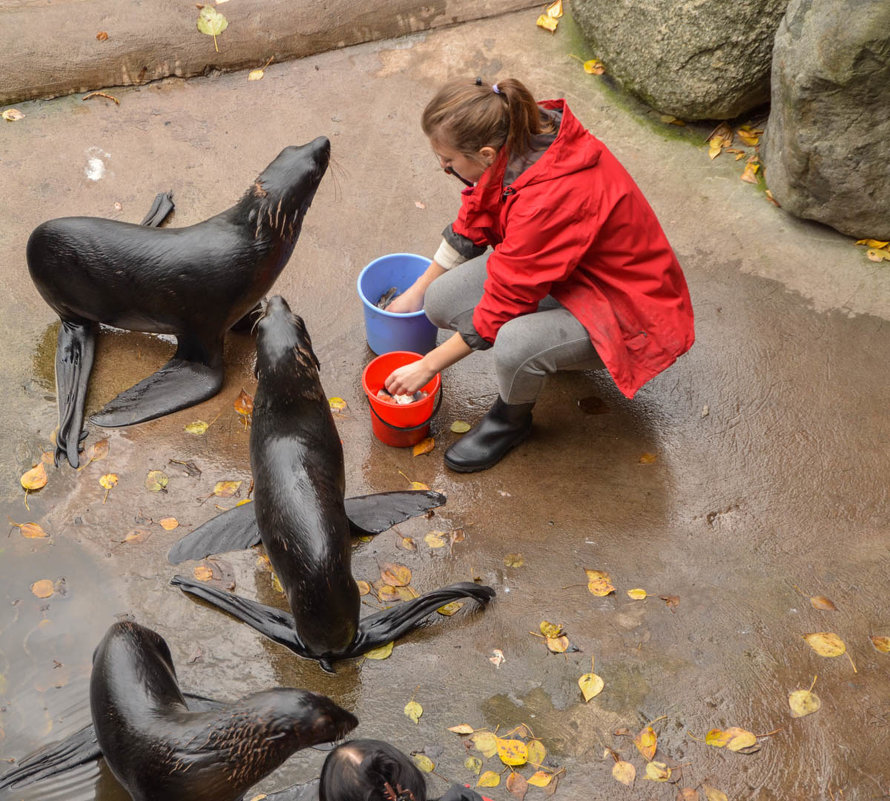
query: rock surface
[
  {"left": 762, "top": 0, "right": 890, "bottom": 239},
  {"left": 570, "top": 0, "right": 789, "bottom": 120}
]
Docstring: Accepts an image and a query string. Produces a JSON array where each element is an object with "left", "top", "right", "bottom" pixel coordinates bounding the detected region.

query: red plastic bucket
[{"left": 361, "top": 351, "right": 442, "bottom": 447}]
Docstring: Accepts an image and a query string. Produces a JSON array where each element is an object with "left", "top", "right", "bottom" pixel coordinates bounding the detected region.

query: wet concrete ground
[{"left": 2, "top": 9, "right": 890, "bottom": 801}]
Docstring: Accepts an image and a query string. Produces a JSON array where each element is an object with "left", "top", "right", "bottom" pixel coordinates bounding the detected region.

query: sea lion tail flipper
[
  {"left": 168, "top": 502, "right": 260, "bottom": 564},
  {"left": 344, "top": 490, "right": 447, "bottom": 537},
  {"left": 90, "top": 343, "right": 224, "bottom": 429},
  {"left": 55, "top": 319, "right": 97, "bottom": 468},
  {"left": 171, "top": 575, "right": 310, "bottom": 656},
  {"left": 139, "top": 191, "right": 175, "bottom": 227},
  {"left": 0, "top": 723, "right": 100, "bottom": 790},
  {"left": 348, "top": 581, "right": 496, "bottom": 656}
]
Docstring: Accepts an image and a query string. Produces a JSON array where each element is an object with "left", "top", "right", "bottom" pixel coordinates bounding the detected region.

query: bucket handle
[{"left": 367, "top": 386, "right": 443, "bottom": 432}]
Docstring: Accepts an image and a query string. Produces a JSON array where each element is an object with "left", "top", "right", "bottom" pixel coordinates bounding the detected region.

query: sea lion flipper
[
  {"left": 347, "top": 581, "right": 496, "bottom": 656},
  {"left": 0, "top": 723, "right": 100, "bottom": 790},
  {"left": 54, "top": 319, "right": 97, "bottom": 468},
  {"left": 168, "top": 502, "right": 260, "bottom": 564},
  {"left": 90, "top": 352, "right": 224, "bottom": 429},
  {"left": 171, "top": 575, "right": 310, "bottom": 656},
  {"left": 344, "top": 490, "right": 447, "bottom": 537},
  {"left": 139, "top": 191, "right": 175, "bottom": 227}
]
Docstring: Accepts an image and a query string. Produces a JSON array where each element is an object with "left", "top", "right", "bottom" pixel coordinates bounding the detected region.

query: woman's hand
[
  {"left": 385, "top": 356, "right": 437, "bottom": 396},
  {"left": 385, "top": 285, "right": 425, "bottom": 314}
]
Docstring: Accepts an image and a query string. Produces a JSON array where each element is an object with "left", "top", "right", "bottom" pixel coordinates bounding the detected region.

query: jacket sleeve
[{"left": 470, "top": 188, "right": 602, "bottom": 343}]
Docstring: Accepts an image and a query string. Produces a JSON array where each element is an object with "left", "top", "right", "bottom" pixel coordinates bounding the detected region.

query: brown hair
[{"left": 421, "top": 78, "right": 556, "bottom": 160}]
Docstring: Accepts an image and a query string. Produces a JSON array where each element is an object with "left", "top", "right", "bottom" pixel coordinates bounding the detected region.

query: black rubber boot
[{"left": 444, "top": 397, "right": 534, "bottom": 473}]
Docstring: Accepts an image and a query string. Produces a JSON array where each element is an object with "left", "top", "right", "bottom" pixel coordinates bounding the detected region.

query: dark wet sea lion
[
  {"left": 171, "top": 296, "right": 495, "bottom": 672},
  {"left": 0, "top": 620, "right": 357, "bottom": 798},
  {"left": 27, "top": 137, "right": 330, "bottom": 468}
]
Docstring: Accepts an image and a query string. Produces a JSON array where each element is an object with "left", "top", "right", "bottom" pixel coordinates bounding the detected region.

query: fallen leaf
[
  {"left": 546, "top": 635, "right": 570, "bottom": 653},
  {"left": 159, "top": 517, "right": 179, "bottom": 531},
  {"left": 705, "top": 726, "right": 757, "bottom": 751},
  {"left": 870, "top": 635, "right": 890, "bottom": 653},
  {"left": 404, "top": 700, "right": 423, "bottom": 724},
  {"left": 611, "top": 759, "right": 635, "bottom": 786},
  {"left": 736, "top": 125, "right": 762, "bottom": 146},
  {"left": 477, "top": 771, "right": 501, "bottom": 788},
  {"left": 803, "top": 632, "right": 846, "bottom": 657},
  {"left": 644, "top": 761, "right": 671, "bottom": 781},
  {"left": 31, "top": 579, "right": 55, "bottom": 598},
  {"left": 465, "top": 756, "right": 483, "bottom": 774},
  {"left": 356, "top": 580, "right": 371, "bottom": 596},
  {"left": 660, "top": 594, "right": 680, "bottom": 609},
  {"left": 10, "top": 521, "right": 49, "bottom": 539},
  {"left": 489, "top": 648, "right": 505, "bottom": 668},
  {"left": 193, "top": 565, "right": 213, "bottom": 581},
  {"left": 504, "top": 553, "right": 525, "bottom": 567},
  {"left": 583, "top": 59, "right": 606, "bottom": 75},
  {"left": 424, "top": 531, "right": 447, "bottom": 548},
  {"left": 85, "top": 438, "right": 109, "bottom": 464},
  {"left": 702, "top": 785, "right": 729, "bottom": 801},
  {"left": 449, "top": 723, "right": 475, "bottom": 734},
  {"left": 660, "top": 114, "right": 685, "bottom": 126},
  {"left": 866, "top": 248, "right": 890, "bottom": 262},
  {"left": 2, "top": 109, "right": 25, "bottom": 121},
  {"left": 364, "top": 641, "right": 394, "bottom": 660},
  {"left": 633, "top": 725, "right": 657, "bottom": 761},
  {"left": 21, "top": 463, "right": 48, "bottom": 491},
  {"left": 213, "top": 480, "right": 242, "bottom": 498},
  {"left": 381, "top": 563, "right": 412, "bottom": 587},
  {"left": 145, "top": 470, "right": 169, "bottom": 492},
  {"left": 99, "top": 473, "right": 118, "bottom": 489},
  {"left": 741, "top": 161, "right": 761, "bottom": 184},
  {"left": 122, "top": 528, "right": 151, "bottom": 544},
  {"left": 527, "top": 740, "right": 546, "bottom": 765},
  {"left": 196, "top": 6, "right": 228, "bottom": 52},
  {"left": 413, "top": 437, "right": 435, "bottom": 456},
  {"left": 472, "top": 731, "right": 499, "bottom": 758},
  {"left": 506, "top": 771, "right": 528, "bottom": 800},
  {"left": 810, "top": 595, "right": 836, "bottom": 611},
  {"left": 528, "top": 771, "right": 554, "bottom": 787},
  {"left": 248, "top": 69, "right": 265, "bottom": 81},
  {"left": 677, "top": 789, "right": 700, "bottom": 801},
  {"left": 540, "top": 621, "right": 563, "bottom": 639},
  {"left": 789, "top": 688, "right": 821, "bottom": 717},
  {"left": 398, "top": 470, "right": 429, "bottom": 491},
  {"left": 413, "top": 753, "right": 435, "bottom": 772},
  {"left": 96, "top": 31, "right": 109, "bottom": 40},
  {"left": 856, "top": 239, "right": 890, "bottom": 248},
  {"left": 545, "top": 0, "right": 563, "bottom": 16},
  {"left": 536, "top": 13, "right": 558, "bottom": 31},
  {"left": 399, "top": 536, "right": 417, "bottom": 551},
  {"left": 579, "top": 654, "right": 605, "bottom": 701},
  {"left": 235, "top": 389, "right": 254, "bottom": 416},
  {"left": 497, "top": 738, "right": 528, "bottom": 767},
  {"left": 437, "top": 601, "right": 463, "bottom": 616},
  {"left": 638, "top": 452, "right": 657, "bottom": 464},
  {"left": 627, "top": 588, "right": 647, "bottom": 600},
  {"left": 585, "top": 569, "right": 615, "bottom": 596}
]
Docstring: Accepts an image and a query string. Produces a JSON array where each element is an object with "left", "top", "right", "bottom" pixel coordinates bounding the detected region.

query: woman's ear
[{"left": 478, "top": 146, "right": 498, "bottom": 166}]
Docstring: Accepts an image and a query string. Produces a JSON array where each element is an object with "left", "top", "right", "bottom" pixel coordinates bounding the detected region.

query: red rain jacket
[{"left": 452, "top": 99, "right": 694, "bottom": 398}]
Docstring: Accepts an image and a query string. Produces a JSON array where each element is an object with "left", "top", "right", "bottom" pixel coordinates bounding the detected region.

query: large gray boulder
[
  {"left": 570, "top": 0, "right": 789, "bottom": 120},
  {"left": 762, "top": 0, "right": 890, "bottom": 239}
]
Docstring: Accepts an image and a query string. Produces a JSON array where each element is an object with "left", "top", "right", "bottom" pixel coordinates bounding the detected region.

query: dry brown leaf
[
  {"left": 10, "top": 521, "right": 49, "bottom": 539},
  {"left": 412, "top": 437, "right": 435, "bottom": 456},
  {"left": 810, "top": 595, "right": 837, "bottom": 611},
  {"left": 546, "top": 635, "right": 570, "bottom": 653},
  {"left": 633, "top": 725, "right": 657, "bottom": 761},
  {"left": 506, "top": 771, "right": 528, "bottom": 800}
]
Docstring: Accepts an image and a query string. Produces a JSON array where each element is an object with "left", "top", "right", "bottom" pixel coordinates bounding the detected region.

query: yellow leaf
[
  {"left": 185, "top": 420, "right": 209, "bottom": 435},
  {"left": 678, "top": 790, "right": 700, "bottom": 801},
  {"left": 123, "top": 528, "right": 150, "bottom": 543},
  {"left": 413, "top": 437, "right": 435, "bottom": 456},
  {"left": 867, "top": 248, "right": 890, "bottom": 262},
  {"left": 328, "top": 396, "right": 347, "bottom": 412},
  {"left": 21, "top": 463, "right": 48, "bottom": 491},
  {"left": 579, "top": 671, "right": 604, "bottom": 701},
  {"left": 31, "top": 579, "right": 55, "bottom": 598},
  {"left": 504, "top": 552, "right": 525, "bottom": 567},
  {"left": 471, "top": 731, "right": 499, "bottom": 758},
  {"left": 803, "top": 632, "right": 846, "bottom": 657},
  {"left": 527, "top": 739, "right": 546, "bottom": 765},
  {"left": 3, "top": 108, "right": 25, "bottom": 121},
  {"left": 213, "top": 480, "right": 242, "bottom": 498},
  {"left": 145, "top": 470, "right": 169, "bottom": 492},
  {"left": 437, "top": 601, "right": 463, "bottom": 616},
  {"left": 465, "top": 756, "right": 483, "bottom": 774},
  {"left": 703, "top": 785, "right": 729, "bottom": 801},
  {"left": 855, "top": 239, "right": 890, "bottom": 248},
  {"left": 378, "top": 585, "right": 402, "bottom": 603},
  {"left": 612, "top": 759, "right": 635, "bottom": 785},
  {"left": 497, "top": 738, "right": 528, "bottom": 767},
  {"left": 248, "top": 69, "right": 265, "bottom": 81},
  {"left": 725, "top": 727, "right": 757, "bottom": 751},
  {"left": 449, "top": 724, "right": 476, "bottom": 734},
  {"left": 424, "top": 531, "right": 447, "bottom": 548},
  {"left": 585, "top": 568, "right": 615, "bottom": 596},
  {"left": 627, "top": 588, "right": 647, "bottom": 599},
  {"left": 645, "top": 761, "right": 671, "bottom": 781},
  {"left": 85, "top": 438, "right": 109, "bottom": 463},
  {"left": 546, "top": 0, "right": 563, "bottom": 16},
  {"left": 99, "top": 473, "right": 118, "bottom": 489},
  {"left": 536, "top": 13, "right": 558, "bottom": 31},
  {"left": 381, "top": 563, "right": 412, "bottom": 587},
  {"left": 364, "top": 641, "right": 394, "bottom": 660},
  {"left": 528, "top": 771, "right": 553, "bottom": 787},
  {"left": 546, "top": 635, "right": 569, "bottom": 653},
  {"left": 159, "top": 517, "right": 179, "bottom": 531},
  {"left": 356, "top": 580, "right": 371, "bottom": 596},
  {"left": 10, "top": 521, "right": 49, "bottom": 539},
  {"left": 810, "top": 595, "right": 837, "bottom": 611},
  {"left": 450, "top": 420, "right": 471, "bottom": 433},
  {"left": 477, "top": 771, "right": 501, "bottom": 788},
  {"left": 400, "top": 536, "right": 417, "bottom": 551},
  {"left": 234, "top": 389, "right": 254, "bottom": 416},
  {"left": 193, "top": 565, "right": 213, "bottom": 581},
  {"left": 870, "top": 635, "right": 890, "bottom": 653},
  {"left": 639, "top": 452, "right": 657, "bottom": 464},
  {"left": 789, "top": 689, "right": 821, "bottom": 717},
  {"left": 583, "top": 59, "right": 605, "bottom": 75},
  {"left": 540, "top": 620, "right": 563, "bottom": 638},
  {"left": 741, "top": 161, "right": 761, "bottom": 184},
  {"left": 633, "top": 725, "right": 657, "bottom": 761},
  {"left": 404, "top": 700, "right": 423, "bottom": 724},
  {"left": 736, "top": 127, "right": 762, "bottom": 146},
  {"left": 236, "top": 498, "right": 253, "bottom": 506},
  {"left": 413, "top": 753, "right": 435, "bottom": 772}
]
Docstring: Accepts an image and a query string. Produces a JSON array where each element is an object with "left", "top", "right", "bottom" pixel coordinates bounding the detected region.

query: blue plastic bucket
[{"left": 357, "top": 253, "right": 439, "bottom": 356}]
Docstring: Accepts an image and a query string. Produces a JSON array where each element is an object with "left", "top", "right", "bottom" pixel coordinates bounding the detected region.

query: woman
[{"left": 384, "top": 78, "right": 694, "bottom": 472}]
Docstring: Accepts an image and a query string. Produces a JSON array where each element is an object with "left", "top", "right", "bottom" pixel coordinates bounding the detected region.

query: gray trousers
[{"left": 424, "top": 253, "right": 605, "bottom": 404}]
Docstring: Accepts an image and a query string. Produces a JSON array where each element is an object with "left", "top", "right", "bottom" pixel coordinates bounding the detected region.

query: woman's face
[{"left": 430, "top": 136, "right": 496, "bottom": 185}]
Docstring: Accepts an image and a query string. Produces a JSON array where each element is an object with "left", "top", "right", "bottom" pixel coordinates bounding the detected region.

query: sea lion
[
  {"left": 0, "top": 620, "right": 358, "bottom": 798},
  {"left": 27, "top": 137, "right": 330, "bottom": 468},
  {"left": 170, "top": 296, "right": 495, "bottom": 672}
]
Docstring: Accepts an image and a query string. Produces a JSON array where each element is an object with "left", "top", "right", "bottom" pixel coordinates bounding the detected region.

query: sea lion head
[
  {"left": 249, "top": 688, "right": 358, "bottom": 747},
  {"left": 248, "top": 137, "right": 331, "bottom": 243},
  {"left": 255, "top": 295, "right": 321, "bottom": 377}
]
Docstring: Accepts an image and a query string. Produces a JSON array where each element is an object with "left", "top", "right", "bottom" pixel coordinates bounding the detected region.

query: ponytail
[{"left": 422, "top": 77, "right": 556, "bottom": 159}]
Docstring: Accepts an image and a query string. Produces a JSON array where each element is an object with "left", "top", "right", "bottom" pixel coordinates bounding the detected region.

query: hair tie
[{"left": 492, "top": 83, "right": 501, "bottom": 94}]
